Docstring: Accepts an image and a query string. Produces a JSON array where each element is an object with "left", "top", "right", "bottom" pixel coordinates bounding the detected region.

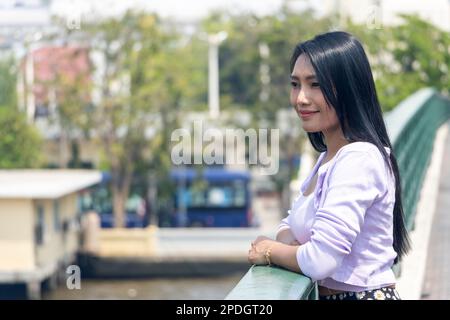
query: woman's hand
[
  {"left": 247, "top": 235, "right": 303, "bottom": 274},
  {"left": 247, "top": 236, "right": 277, "bottom": 266}
]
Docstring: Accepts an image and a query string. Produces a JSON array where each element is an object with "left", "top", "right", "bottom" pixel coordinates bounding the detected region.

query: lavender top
[{"left": 277, "top": 142, "right": 398, "bottom": 292}]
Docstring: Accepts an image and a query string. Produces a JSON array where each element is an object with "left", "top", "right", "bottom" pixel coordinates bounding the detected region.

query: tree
[
  {"left": 0, "top": 56, "right": 17, "bottom": 108},
  {"left": 0, "top": 107, "right": 42, "bottom": 168},
  {"left": 63, "top": 11, "right": 206, "bottom": 227},
  {"left": 43, "top": 47, "right": 94, "bottom": 168},
  {"left": 84, "top": 12, "right": 166, "bottom": 228},
  {"left": 0, "top": 56, "right": 42, "bottom": 168},
  {"left": 347, "top": 14, "right": 450, "bottom": 111}
]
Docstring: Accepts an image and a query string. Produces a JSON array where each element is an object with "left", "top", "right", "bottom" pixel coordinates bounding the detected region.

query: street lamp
[{"left": 207, "top": 31, "right": 227, "bottom": 119}]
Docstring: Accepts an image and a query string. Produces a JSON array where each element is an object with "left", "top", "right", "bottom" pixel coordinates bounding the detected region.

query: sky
[
  {"left": 50, "top": 0, "right": 313, "bottom": 22},
  {"left": 3, "top": 0, "right": 447, "bottom": 31}
]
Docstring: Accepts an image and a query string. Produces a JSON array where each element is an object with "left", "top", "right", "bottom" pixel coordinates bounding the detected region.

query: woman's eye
[
  {"left": 311, "top": 82, "right": 320, "bottom": 88},
  {"left": 290, "top": 81, "right": 299, "bottom": 88}
]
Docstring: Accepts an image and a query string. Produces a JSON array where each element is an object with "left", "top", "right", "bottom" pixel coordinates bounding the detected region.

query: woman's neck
[{"left": 323, "top": 128, "right": 349, "bottom": 162}]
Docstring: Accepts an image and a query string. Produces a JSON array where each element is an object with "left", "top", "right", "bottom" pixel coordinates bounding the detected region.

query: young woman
[{"left": 248, "top": 31, "right": 411, "bottom": 300}]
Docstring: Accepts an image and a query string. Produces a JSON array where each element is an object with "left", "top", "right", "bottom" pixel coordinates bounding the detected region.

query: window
[
  {"left": 177, "top": 180, "right": 247, "bottom": 209},
  {"left": 35, "top": 205, "right": 45, "bottom": 245},
  {"left": 53, "top": 200, "right": 61, "bottom": 232}
]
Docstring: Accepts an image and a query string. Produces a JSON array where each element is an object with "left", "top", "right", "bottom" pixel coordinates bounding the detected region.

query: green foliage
[
  {"left": 0, "top": 57, "right": 17, "bottom": 110},
  {"left": 347, "top": 14, "right": 450, "bottom": 111},
  {"left": 0, "top": 107, "right": 42, "bottom": 168},
  {"left": 0, "top": 56, "right": 42, "bottom": 168}
]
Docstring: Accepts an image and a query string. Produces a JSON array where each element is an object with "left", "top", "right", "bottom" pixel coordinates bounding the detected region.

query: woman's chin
[{"left": 301, "top": 125, "right": 320, "bottom": 133}]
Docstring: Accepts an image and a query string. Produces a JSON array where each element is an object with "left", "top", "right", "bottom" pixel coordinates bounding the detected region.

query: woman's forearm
[
  {"left": 270, "top": 242, "right": 303, "bottom": 274},
  {"left": 276, "top": 228, "right": 296, "bottom": 244}
]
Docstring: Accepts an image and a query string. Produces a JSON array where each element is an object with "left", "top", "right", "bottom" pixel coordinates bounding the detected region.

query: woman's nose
[{"left": 296, "top": 88, "right": 310, "bottom": 106}]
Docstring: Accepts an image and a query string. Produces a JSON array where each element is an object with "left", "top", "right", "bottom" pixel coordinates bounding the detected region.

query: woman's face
[{"left": 290, "top": 54, "right": 341, "bottom": 134}]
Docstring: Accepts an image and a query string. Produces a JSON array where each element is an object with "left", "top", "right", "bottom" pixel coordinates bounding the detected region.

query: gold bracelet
[{"left": 264, "top": 246, "right": 272, "bottom": 266}]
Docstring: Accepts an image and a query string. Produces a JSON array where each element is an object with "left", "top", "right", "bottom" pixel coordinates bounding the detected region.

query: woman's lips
[{"left": 299, "top": 110, "right": 319, "bottom": 119}]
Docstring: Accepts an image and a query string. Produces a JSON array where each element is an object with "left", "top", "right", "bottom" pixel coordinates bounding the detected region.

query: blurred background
[{"left": 0, "top": 0, "right": 449, "bottom": 300}]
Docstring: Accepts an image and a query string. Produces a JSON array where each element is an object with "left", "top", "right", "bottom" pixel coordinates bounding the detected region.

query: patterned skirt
[{"left": 319, "top": 286, "right": 401, "bottom": 300}]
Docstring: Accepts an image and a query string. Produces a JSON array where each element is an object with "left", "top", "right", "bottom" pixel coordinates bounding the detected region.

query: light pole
[{"left": 207, "top": 31, "right": 227, "bottom": 119}]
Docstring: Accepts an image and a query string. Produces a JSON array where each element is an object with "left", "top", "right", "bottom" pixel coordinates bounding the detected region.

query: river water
[
  {"left": 42, "top": 273, "right": 243, "bottom": 300},
  {"left": 42, "top": 196, "right": 282, "bottom": 300}
]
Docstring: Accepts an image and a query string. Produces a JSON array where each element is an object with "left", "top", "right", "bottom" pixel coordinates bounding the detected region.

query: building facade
[{"left": 0, "top": 170, "right": 102, "bottom": 299}]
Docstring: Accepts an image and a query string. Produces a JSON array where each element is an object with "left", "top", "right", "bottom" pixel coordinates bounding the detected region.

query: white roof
[
  {"left": 0, "top": 8, "right": 51, "bottom": 27},
  {"left": 0, "top": 170, "right": 102, "bottom": 199}
]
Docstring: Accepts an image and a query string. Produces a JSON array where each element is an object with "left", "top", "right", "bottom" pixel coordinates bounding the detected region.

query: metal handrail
[{"left": 385, "top": 88, "right": 450, "bottom": 230}]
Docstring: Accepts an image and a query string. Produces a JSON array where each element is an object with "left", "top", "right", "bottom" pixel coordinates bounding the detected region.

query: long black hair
[{"left": 290, "top": 31, "right": 410, "bottom": 264}]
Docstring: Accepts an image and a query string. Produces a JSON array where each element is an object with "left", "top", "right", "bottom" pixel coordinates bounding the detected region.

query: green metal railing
[
  {"left": 225, "top": 265, "right": 317, "bottom": 300},
  {"left": 225, "top": 88, "right": 450, "bottom": 300},
  {"left": 385, "top": 88, "right": 450, "bottom": 230}
]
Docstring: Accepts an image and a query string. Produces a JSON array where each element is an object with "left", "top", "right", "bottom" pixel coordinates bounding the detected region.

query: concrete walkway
[
  {"left": 421, "top": 121, "right": 450, "bottom": 300},
  {"left": 396, "top": 121, "right": 449, "bottom": 299}
]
